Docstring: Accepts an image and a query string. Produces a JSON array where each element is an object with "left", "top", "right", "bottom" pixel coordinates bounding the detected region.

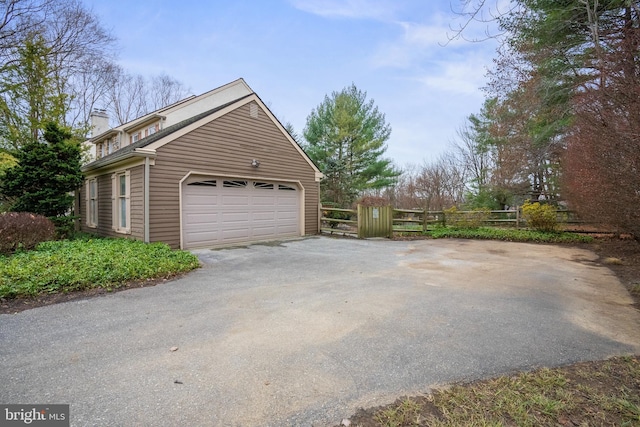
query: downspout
[{"left": 144, "top": 156, "right": 150, "bottom": 243}]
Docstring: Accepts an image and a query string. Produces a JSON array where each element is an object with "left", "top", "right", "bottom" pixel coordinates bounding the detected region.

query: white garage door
[{"left": 182, "top": 177, "right": 300, "bottom": 248}]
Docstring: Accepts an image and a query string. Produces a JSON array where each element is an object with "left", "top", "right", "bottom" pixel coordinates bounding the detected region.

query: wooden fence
[{"left": 321, "top": 206, "right": 583, "bottom": 237}]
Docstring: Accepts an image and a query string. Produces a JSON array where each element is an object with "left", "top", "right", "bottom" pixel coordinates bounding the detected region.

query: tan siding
[
  {"left": 79, "top": 165, "right": 144, "bottom": 241},
  {"left": 149, "top": 101, "right": 319, "bottom": 248}
]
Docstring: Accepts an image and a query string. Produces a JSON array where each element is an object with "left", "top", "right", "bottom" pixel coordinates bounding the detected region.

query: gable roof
[
  {"left": 82, "top": 92, "right": 322, "bottom": 177},
  {"left": 88, "top": 78, "right": 253, "bottom": 143},
  {"left": 83, "top": 96, "right": 251, "bottom": 171}
]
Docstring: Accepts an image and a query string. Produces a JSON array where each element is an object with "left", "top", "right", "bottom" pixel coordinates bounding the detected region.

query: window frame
[
  {"left": 146, "top": 123, "right": 159, "bottom": 137},
  {"left": 111, "top": 170, "right": 131, "bottom": 234}
]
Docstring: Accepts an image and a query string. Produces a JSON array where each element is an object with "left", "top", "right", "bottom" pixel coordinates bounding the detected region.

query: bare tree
[
  {"left": 108, "top": 69, "right": 149, "bottom": 125},
  {"left": 411, "top": 152, "right": 467, "bottom": 210},
  {"left": 106, "top": 69, "right": 190, "bottom": 126},
  {"left": 66, "top": 57, "right": 119, "bottom": 129},
  {"left": 0, "top": 0, "right": 52, "bottom": 61},
  {"left": 453, "top": 120, "right": 492, "bottom": 192},
  {"left": 0, "top": 0, "right": 118, "bottom": 144},
  {"left": 148, "top": 73, "right": 190, "bottom": 112}
]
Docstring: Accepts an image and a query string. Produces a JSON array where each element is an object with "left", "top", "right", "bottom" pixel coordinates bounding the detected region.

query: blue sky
[{"left": 82, "top": 0, "right": 499, "bottom": 167}]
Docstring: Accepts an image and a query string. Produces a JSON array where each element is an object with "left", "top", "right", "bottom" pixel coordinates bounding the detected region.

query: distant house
[{"left": 79, "top": 78, "right": 322, "bottom": 249}]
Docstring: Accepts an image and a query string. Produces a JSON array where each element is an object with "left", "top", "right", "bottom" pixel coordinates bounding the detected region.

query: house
[{"left": 78, "top": 78, "right": 322, "bottom": 249}]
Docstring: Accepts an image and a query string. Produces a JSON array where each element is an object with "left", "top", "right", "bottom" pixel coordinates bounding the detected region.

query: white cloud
[
  {"left": 416, "top": 56, "right": 489, "bottom": 96},
  {"left": 289, "top": 0, "right": 398, "bottom": 20},
  {"left": 370, "top": 18, "right": 475, "bottom": 68}
]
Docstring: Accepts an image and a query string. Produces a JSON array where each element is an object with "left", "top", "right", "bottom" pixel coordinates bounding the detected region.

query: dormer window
[
  {"left": 131, "top": 132, "right": 141, "bottom": 144},
  {"left": 146, "top": 124, "right": 159, "bottom": 137}
]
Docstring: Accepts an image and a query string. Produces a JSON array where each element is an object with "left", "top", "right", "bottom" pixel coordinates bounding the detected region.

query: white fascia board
[
  {"left": 162, "top": 79, "right": 253, "bottom": 127},
  {"left": 143, "top": 93, "right": 323, "bottom": 178}
]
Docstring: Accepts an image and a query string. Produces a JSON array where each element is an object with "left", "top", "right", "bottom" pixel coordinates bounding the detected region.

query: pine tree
[
  {"left": 303, "top": 84, "right": 398, "bottom": 207},
  {"left": 2, "top": 122, "right": 83, "bottom": 234}
]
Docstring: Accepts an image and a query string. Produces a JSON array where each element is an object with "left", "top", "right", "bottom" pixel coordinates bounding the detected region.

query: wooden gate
[{"left": 357, "top": 205, "right": 393, "bottom": 238}]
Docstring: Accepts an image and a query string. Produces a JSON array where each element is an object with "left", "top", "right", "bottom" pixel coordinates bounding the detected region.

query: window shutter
[
  {"left": 85, "top": 180, "right": 90, "bottom": 225},
  {"left": 125, "top": 170, "right": 131, "bottom": 231},
  {"left": 111, "top": 174, "right": 117, "bottom": 230}
]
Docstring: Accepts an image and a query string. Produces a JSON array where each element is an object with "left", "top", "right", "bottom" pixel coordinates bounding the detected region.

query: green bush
[
  {"left": 0, "top": 238, "right": 200, "bottom": 298},
  {"left": 443, "top": 206, "right": 491, "bottom": 229},
  {"left": 0, "top": 212, "right": 56, "bottom": 255},
  {"left": 522, "top": 201, "right": 558, "bottom": 232},
  {"left": 427, "top": 226, "right": 592, "bottom": 243}
]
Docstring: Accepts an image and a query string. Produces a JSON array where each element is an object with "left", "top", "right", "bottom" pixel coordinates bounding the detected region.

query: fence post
[
  {"left": 516, "top": 207, "right": 520, "bottom": 229},
  {"left": 422, "top": 208, "right": 427, "bottom": 232},
  {"left": 441, "top": 210, "right": 446, "bottom": 227}
]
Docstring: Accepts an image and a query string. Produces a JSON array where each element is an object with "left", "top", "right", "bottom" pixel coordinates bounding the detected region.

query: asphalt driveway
[{"left": 1, "top": 237, "right": 639, "bottom": 426}]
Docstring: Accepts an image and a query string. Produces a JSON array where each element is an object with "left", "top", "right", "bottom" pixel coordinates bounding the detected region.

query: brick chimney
[{"left": 90, "top": 109, "right": 110, "bottom": 137}]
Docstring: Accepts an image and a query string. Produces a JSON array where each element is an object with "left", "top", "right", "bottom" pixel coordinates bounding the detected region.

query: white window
[
  {"left": 112, "top": 171, "right": 130, "bottom": 233},
  {"left": 131, "top": 132, "right": 141, "bottom": 144},
  {"left": 146, "top": 124, "right": 159, "bottom": 137},
  {"left": 86, "top": 179, "right": 98, "bottom": 228}
]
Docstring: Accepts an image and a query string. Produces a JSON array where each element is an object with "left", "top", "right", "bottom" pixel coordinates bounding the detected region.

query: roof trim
[
  {"left": 89, "top": 129, "right": 119, "bottom": 143},
  {"left": 82, "top": 88, "right": 322, "bottom": 177},
  {"left": 158, "top": 78, "right": 253, "bottom": 117},
  {"left": 142, "top": 93, "right": 321, "bottom": 176},
  {"left": 123, "top": 114, "right": 165, "bottom": 133},
  {"left": 82, "top": 96, "right": 251, "bottom": 172}
]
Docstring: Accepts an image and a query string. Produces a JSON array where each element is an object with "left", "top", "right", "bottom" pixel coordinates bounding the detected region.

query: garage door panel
[
  {"left": 277, "top": 196, "right": 297, "bottom": 206},
  {"left": 252, "top": 227, "right": 277, "bottom": 238},
  {"left": 185, "top": 231, "right": 220, "bottom": 245},
  {"left": 221, "top": 229, "right": 251, "bottom": 241},
  {"left": 222, "top": 195, "right": 249, "bottom": 206},
  {"left": 252, "top": 211, "right": 276, "bottom": 221},
  {"left": 222, "top": 212, "right": 249, "bottom": 223},
  {"left": 182, "top": 178, "right": 300, "bottom": 249},
  {"left": 253, "top": 195, "right": 276, "bottom": 206},
  {"left": 277, "top": 213, "right": 297, "bottom": 222},
  {"left": 185, "top": 211, "right": 219, "bottom": 221}
]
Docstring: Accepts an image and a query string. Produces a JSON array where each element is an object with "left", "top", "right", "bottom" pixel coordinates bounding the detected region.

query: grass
[
  {"left": 366, "top": 356, "right": 640, "bottom": 427},
  {"left": 0, "top": 237, "right": 200, "bottom": 298},
  {"left": 426, "top": 226, "right": 593, "bottom": 244},
  {"left": 375, "top": 398, "right": 424, "bottom": 426}
]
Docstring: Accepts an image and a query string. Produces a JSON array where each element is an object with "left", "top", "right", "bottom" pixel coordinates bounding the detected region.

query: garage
[{"left": 181, "top": 176, "right": 301, "bottom": 248}]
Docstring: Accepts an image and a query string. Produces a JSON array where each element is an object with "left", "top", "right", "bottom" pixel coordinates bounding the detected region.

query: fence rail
[{"left": 321, "top": 205, "right": 585, "bottom": 237}]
